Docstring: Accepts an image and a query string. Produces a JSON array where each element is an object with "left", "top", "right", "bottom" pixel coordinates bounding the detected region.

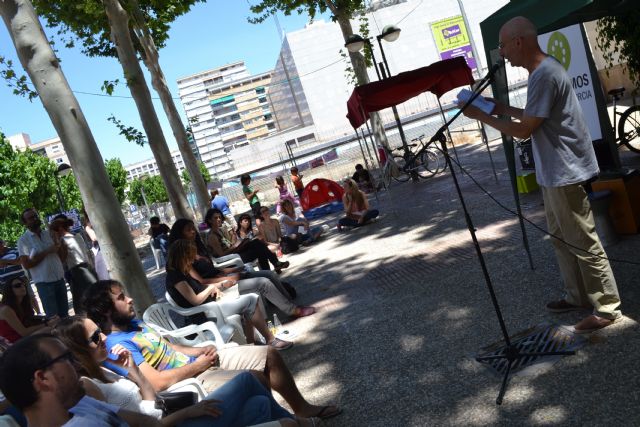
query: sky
[{"left": 0, "top": 1, "right": 323, "bottom": 165}]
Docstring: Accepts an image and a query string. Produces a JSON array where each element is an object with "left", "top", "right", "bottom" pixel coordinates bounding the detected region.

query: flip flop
[
  {"left": 269, "top": 338, "right": 293, "bottom": 351},
  {"left": 313, "top": 405, "right": 342, "bottom": 420}
]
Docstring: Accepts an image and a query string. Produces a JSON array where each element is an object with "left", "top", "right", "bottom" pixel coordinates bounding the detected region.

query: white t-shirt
[
  {"left": 62, "top": 233, "right": 90, "bottom": 269},
  {"left": 17, "top": 229, "right": 64, "bottom": 283},
  {"left": 83, "top": 368, "right": 163, "bottom": 419}
]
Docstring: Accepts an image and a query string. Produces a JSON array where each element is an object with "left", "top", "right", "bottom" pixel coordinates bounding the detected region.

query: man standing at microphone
[{"left": 462, "top": 16, "right": 622, "bottom": 333}]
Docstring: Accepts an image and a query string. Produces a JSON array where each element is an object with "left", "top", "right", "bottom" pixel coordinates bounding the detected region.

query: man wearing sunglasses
[
  {"left": 83, "top": 280, "right": 341, "bottom": 421},
  {"left": 17, "top": 208, "right": 69, "bottom": 318},
  {"left": 0, "top": 334, "right": 160, "bottom": 426},
  {"left": 461, "top": 16, "right": 622, "bottom": 333}
]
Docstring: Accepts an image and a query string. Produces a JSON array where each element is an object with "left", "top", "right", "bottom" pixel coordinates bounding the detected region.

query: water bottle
[
  {"left": 267, "top": 321, "right": 276, "bottom": 336},
  {"left": 273, "top": 314, "right": 282, "bottom": 335}
]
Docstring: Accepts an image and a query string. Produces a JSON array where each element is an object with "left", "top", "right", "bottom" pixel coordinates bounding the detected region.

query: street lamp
[
  {"left": 345, "top": 25, "right": 410, "bottom": 155},
  {"left": 54, "top": 163, "right": 72, "bottom": 212}
]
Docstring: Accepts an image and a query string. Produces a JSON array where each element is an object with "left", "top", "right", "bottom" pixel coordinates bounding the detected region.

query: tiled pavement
[{"left": 142, "top": 138, "right": 640, "bottom": 426}]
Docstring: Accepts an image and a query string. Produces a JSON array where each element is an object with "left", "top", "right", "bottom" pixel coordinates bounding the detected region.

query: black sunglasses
[
  {"left": 34, "top": 351, "right": 75, "bottom": 377},
  {"left": 88, "top": 328, "right": 102, "bottom": 345}
]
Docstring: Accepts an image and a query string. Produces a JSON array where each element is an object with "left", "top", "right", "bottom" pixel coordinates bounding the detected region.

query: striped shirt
[{"left": 0, "top": 247, "right": 26, "bottom": 284}]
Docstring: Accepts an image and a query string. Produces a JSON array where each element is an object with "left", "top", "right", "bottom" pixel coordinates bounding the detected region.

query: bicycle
[{"left": 608, "top": 87, "right": 640, "bottom": 153}]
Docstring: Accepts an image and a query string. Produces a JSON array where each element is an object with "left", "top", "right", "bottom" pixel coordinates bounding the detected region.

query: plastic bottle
[
  {"left": 267, "top": 321, "right": 276, "bottom": 336},
  {"left": 273, "top": 314, "right": 282, "bottom": 335}
]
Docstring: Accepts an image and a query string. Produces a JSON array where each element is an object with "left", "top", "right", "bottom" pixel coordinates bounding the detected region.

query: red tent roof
[
  {"left": 346, "top": 57, "right": 474, "bottom": 129},
  {"left": 299, "top": 178, "right": 344, "bottom": 211}
]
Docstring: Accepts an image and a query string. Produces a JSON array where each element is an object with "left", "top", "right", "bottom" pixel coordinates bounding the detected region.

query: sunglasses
[
  {"left": 88, "top": 328, "right": 103, "bottom": 346},
  {"left": 33, "top": 351, "right": 75, "bottom": 378},
  {"left": 11, "top": 282, "right": 25, "bottom": 289}
]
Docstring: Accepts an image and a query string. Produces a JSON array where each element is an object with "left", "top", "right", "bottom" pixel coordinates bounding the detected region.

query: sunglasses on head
[{"left": 88, "top": 328, "right": 102, "bottom": 345}]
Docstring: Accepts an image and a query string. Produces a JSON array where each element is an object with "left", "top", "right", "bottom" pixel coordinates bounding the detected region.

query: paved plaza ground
[{"left": 143, "top": 137, "right": 640, "bottom": 426}]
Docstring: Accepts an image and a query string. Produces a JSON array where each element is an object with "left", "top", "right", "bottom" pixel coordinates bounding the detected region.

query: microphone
[{"left": 472, "top": 60, "right": 504, "bottom": 91}]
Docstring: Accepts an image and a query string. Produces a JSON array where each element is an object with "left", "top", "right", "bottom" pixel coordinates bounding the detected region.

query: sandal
[
  {"left": 293, "top": 306, "right": 316, "bottom": 318},
  {"left": 269, "top": 337, "right": 293, "bottom": 351}
]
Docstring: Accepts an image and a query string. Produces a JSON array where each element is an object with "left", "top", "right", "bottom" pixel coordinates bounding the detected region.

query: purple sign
[
  {"left": 439, "top": 44, "right": 477, "bottom": 71},
  {"left": 442, "top": 25, "right": 461, "bottom": 39}
]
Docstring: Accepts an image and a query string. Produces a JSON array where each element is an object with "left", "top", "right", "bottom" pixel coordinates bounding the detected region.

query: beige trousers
[{"left": 541, "top": 184, "right": 621, "bottom": 319}]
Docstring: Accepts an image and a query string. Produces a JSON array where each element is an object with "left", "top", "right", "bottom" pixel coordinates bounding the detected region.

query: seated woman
[
  {"left": 166, "top": 239, "right": 294, "bottom": 349},
  {"left": 203, "top": 209, "right": 289, "bottom": 273},
  {"left": 0, "top": 276, "right": 59, "bottom": 343},
  {"left": 337, "top": 178, "right": 379, "bottom": 231},
  {"left": 351, "top": 164, "right": 375, "bottom": 193},
  {"left": 257, "top": 206, "right": 282, "bottom": 255},
  {"left": 237, "top": 213, "right": 258, "bottom": 240},
  {"left": 279, "top": 200, "right": 323, "bottom": 246},
  {"left": 53, "top": 316, "right": 318, "bottom": 426}
]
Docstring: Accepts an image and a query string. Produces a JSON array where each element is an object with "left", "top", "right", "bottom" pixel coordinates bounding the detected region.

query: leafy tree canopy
[
  {"left": 0, "top": 135, "right": 58, "bottom": 244},
  {"left": 105, "top": 158, "right": 129, "bottom": 204},
  {"left": 181, "top": 161, "right": 210, "bottom": 185},
  {"left": 248, "top": 0, "right": 365, "bottom": 23},
  {"left": 128, "top": 174, "right": 168, "bottom": 206},
  {"left": 32, "top": 0, "right": 204, "bottom": 58},
  {"left": 596, "top": 11, "right": 640, "bottom": 89}
]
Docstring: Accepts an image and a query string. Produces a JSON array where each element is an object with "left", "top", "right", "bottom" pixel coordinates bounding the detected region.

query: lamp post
[
  {"left": 54, "top": 163, "right": 72, "bottom": 212},
  {"left": 345, "top": 25, "right": 410, "bottom": 156}
]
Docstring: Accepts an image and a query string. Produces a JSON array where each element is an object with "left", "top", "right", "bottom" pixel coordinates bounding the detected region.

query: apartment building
[
  {"left": 124, "top": 149, "right": 185, "bottom": 182},
  {"left": 177, "top": 62, "right": 276, "bottom": 179},
  {"left": 7, "top": 133, "right": 70, "bottom": 166}
]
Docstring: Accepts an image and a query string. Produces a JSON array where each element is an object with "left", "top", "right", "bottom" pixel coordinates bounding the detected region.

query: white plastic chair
[
  {"left": 142, "top": 302, "right": 238, "bottom": 349},
  {"left": 149, "top": 238, "right": 164, "bottom": 269},
  {"left": 168, "top": 378, "right": 208, "bottom": 401},
  {"left": 212, "top": 253, "right": 245, "bottom": 270},
  {"left": 164, "top": 291, "right": 246, "bottom": 343}
]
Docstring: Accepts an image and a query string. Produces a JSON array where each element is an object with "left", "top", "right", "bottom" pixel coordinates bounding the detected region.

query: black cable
[{"left": 434, "top": 145, "right": 640, "bottom": 266}]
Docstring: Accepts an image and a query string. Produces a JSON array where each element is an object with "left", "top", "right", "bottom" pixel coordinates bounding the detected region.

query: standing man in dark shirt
[{"left": 148, "top": 216, "right": 170, "bottom": 260}]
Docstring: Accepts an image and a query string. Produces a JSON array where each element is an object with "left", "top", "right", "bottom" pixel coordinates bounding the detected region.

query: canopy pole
[
  {"left": 437, "top": 98, "right": 462, "bottom": 172},
  {"left": 362, "top": 124, "right": 381, "bottom": 202}
]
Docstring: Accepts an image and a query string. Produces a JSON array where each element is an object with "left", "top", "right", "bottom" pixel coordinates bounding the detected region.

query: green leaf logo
[{"left": 547, "top": 32, "right": 571, "bottom": 70}]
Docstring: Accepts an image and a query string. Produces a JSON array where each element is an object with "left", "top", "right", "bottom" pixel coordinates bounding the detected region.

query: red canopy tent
[{"left": 346, "top": 57, "right": 474, "bottom": 129}]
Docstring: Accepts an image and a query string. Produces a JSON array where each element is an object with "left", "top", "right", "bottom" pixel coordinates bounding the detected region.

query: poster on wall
[
  {"left": 538, "top": 24, "right": 602, "bottom": 140},
  {"left": 429, "top": 15, "right": 477, "bottom": 72}
]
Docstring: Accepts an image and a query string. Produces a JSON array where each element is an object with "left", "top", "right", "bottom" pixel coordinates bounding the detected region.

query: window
[
  {"left": 255, "top": 87, "right": 265, "bottom": 94},
  {"left": 258, "top": 96, "right": 267, "bottom": 104}
]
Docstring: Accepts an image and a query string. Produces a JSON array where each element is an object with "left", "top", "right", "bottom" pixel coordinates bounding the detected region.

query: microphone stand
[{"left": 424, "top": 66, "right": 575, "bottom": 405}]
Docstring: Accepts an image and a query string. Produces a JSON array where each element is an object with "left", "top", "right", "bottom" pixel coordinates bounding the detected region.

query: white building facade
[{"left": 270, "top": 0, "right": 513, "bottom": 142}]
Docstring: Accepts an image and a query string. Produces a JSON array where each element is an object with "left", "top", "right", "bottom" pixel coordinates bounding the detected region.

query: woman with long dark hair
[
  {"left": 0, "top": 276, "right": 58, "bottom": 342},
  {"left": 166, "top": 240, "right": 294, "bottom": 349},
  {"left": 53, "top": 316, "right": 314, "bottom": 426},
  {"left": 169, "top": 218, "right": 313, "bottom": 320}
]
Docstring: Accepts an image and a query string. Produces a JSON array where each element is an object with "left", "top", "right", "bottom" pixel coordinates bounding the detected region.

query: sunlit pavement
[{"left": 143, "top": 138, "right": 640, "bottom": 426}]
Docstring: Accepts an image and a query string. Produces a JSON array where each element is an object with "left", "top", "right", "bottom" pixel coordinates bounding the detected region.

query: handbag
[{"left": 154, "top": 391, "right": 198, "bottom": 415}]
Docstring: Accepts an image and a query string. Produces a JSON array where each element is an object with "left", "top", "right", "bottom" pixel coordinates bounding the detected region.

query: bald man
[{"left": 462, "top": 16, "right": 622, "bottom": 333}]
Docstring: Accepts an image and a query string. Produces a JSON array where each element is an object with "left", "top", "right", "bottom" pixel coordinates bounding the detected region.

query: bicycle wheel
[
  {"left": 416, "top": 149, "right": 439, "bottom": 179},
  {"left": 392, "top": 155, "right": 411, "bottom": 182},
  {"left": 618, "top": 105, "right": 640, "bottom": 153}
]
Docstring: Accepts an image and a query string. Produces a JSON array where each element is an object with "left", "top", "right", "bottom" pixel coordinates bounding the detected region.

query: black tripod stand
[{"left": 421, "top": 65, "right": 575, "bottom": 404}]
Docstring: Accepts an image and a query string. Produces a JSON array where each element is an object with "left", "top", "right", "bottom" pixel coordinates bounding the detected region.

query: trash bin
[{"left": 516, "top": 139, "right": 535, "bottom": 170}]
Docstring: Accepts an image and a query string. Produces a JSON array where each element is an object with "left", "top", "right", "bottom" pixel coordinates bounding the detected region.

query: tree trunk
[
  {"left": 102, "top": 0, "right": 192, "bottom": 221},
  {"left": 335, "top": 13, "right": 390, "bottom": 153},
  {"left": 0, "top": 0, "right": 155, "bottom": 313},
  {"left": 129, "top": 0, "right": 209, "bottom": 220}
]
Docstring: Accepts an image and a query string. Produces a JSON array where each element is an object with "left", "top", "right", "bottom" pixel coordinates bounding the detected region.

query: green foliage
[
  {"left": 108, "top": 115, "right": 147, "bottom": 146},
  {"left": 181, "top": 161, "right": 210, "bottom": 185},
  {"left": 104, "top": 158, "right": 128, "bottom": 204},
  {"left": 248, "top": 0, "right": 367, "bottom": 24},
  {"left": 128, "top": 175, "right": 168, "bottom": 206},
  {"left": 0, "top": 56, "right": 39, "bottom": 101},
  {"left": 596, "top": 12, "right": 640, "bottom": 89},
  {"left": 32, "top": 0, "right": 204, "bottom": 59},
  {"left": 101, "top": 79, "right": 120, "bottom": 95},
  {"left": 0, "top": 134, "right": 59, "bottom": 245}
]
